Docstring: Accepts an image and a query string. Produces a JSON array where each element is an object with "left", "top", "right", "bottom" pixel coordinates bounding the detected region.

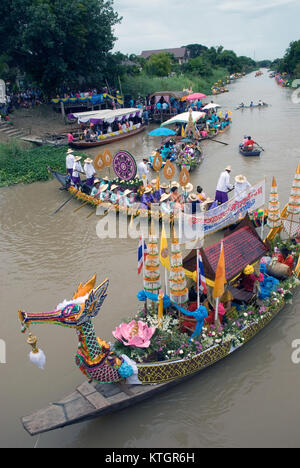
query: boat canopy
[
  {"left": 150, "top": 91, "right": 188, "bottom": 103},
  {"left": 183, "top": 217, "right": 268, "bottom": 282},
  {"left": 68, "top": 108, "right": 142, "bottom": 125},
  {"left": 161, "top": 111, "right": 206, "bottom": 127}
]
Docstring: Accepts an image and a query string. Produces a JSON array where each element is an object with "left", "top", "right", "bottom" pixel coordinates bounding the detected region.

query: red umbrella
[{"left": 185, "top": 92, "right": 207, "bottom": 101}]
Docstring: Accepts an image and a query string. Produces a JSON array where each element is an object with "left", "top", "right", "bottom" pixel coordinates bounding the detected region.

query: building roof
[
  {"left": 183, "top": 218, "right": 268, "bottom": 281},
  {"left": 141, "top": 47, "right": 189, "bottom": 60}
]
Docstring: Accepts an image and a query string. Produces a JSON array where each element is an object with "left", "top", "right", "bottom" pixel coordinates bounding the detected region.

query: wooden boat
[
  {"left": 175, "top": 149, "right": 204, "bottom": 172},
  {"left": 18, "top": 225, "right": 300, "bottom": 435},
  {"left": 236, "top": 103, "right": 268, "bottom": 110},
  {"left": 69, "top": 125, "right": 146, "bottom": 149},
  {"left": 239, "top": 144, "right": 261, "bottom": 157}
]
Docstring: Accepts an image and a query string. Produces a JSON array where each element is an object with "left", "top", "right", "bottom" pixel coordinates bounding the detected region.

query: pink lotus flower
[{"left": 112, "top": 320, "right": 156, "bottom": 348}]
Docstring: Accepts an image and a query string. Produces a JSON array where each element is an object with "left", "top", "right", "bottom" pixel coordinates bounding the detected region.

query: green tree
[
  {"left": 0, "top": 0, "right": 121, "bottom": 94},
  {"left": 145, "top": 53, "right": 172, "bottom": 77}
]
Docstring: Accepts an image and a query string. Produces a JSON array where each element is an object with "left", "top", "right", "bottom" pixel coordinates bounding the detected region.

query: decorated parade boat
[
  {"left": 18, "top": 165, "right": 300, "bottom": 435},
  {"left": 67, "top": 108, "right": 146, "bottom": 148}
]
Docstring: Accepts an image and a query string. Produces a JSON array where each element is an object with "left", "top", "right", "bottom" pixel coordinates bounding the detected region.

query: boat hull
[
  {"left": 239, "top": 145, "right": 261, "bottom": 157},
  {"left": 21, "top": 288, "right": 298, "bottom": 435},
  {"left": 69, "top": 125, "right": 146, "bottom": 148}
]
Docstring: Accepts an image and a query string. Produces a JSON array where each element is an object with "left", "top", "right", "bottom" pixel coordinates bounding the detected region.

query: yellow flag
[
  {"left": 160, "top": 224, "right": 170, "bottom": 269},
  {"left": 181, "top": 125, "right": 185, "bottom": 138},
  {"left": 213, "top": 242, "right": 226, "bottom": 299}
]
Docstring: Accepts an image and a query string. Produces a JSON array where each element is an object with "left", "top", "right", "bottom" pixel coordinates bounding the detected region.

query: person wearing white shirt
[
  {"left": 137, "top": 158, "right": 150, "bottom": 186},
  {"left": 72, "top": 156, "right": 83, "bottom": 186},
  {"left": 66, "top": 149, "right": 75, "bottom": 177},
  {"left": 234, "top": 175, "right": 251, "bottom": 201},
  {"left": 83, "top": 158, "right": 96, "bottom": 186},
  {"left": 215, "top": 165, "right": 233, "bottom": 205}
]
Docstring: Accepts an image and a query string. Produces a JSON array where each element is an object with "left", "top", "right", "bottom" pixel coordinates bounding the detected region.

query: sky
[{"left": 112, "top": 0, "right": 300, "bottom": 60}]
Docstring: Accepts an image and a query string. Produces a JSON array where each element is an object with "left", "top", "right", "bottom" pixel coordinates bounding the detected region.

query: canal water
[{"left": 1, "top": 71, "right": 300, "bottom": 448}]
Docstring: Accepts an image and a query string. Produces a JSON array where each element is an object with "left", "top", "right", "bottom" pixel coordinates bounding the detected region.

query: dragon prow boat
[{"left": 18, "top": 231, "right": 300, "bottom": 435}]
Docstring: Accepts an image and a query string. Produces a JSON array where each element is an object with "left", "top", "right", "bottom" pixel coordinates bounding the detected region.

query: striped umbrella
[
  {"left": 267, "top": 177, "right": 281, "bottom": 229},
  {"left": 283, "top": 163, "right": 300, "bottom": 237}
]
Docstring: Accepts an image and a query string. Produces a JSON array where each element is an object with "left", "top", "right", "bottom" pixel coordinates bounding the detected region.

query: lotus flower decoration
[{"left": 113, "top": 320, "right": 156, "bottom": 348}]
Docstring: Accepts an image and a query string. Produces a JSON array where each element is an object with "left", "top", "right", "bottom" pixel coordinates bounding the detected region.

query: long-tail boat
[
  {"left": 18, "top": 213, "right": 300, "bottom": 435},
  {"left": 67, "top": 108, "right": 146, "bottom": 149}
]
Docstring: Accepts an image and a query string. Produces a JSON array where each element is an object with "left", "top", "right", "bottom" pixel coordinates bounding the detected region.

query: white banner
[{"left": 178, "top": 180, "right": 265, "bottom": 244}]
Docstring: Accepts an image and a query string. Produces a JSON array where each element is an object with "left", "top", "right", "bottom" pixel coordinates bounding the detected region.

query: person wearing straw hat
[
  {"left": 99, "top": 183, "right": 110, "bottom": 202},
  {"left": 215, "top": 165, "right": 233, "bottom": 205},
  {"left": 188, "top": 193, "right": 201, "bottom": 214},
  {"left": 182, "top": 183, "right": 193, "bottom": 203},
  {"left": 234, "top": 174, "right": 251, "bottom": 201},
  {"left": 84, "top": 158, "right": 96, "bottom": 187},
  {"left": 140, "top": 186, "right": 154, "bottom": 210},
  {"left": 109, "top": 184, "right": 119, "bottom": 204},
  {"left": 66, "top": 149, "right": 75, "bottom": 178},
  {"left": 72, "top": 156, "right": 83, "bottom": 186},
  {"left": 100, "top": 176, "right": 110, "bottom": 186},
  {"left": 119, "top": 189, "right": 132, "bottom": 208},
  {"left": 91, "top": 179, "right": 101, "bottom": 198},
  {"left": 160, "top": 192, "right": 173, "bottom": 215}
]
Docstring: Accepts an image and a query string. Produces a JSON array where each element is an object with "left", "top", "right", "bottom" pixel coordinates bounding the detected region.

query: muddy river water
[{"left": 1, "top": 71, "right": 300, "bottom": 448}]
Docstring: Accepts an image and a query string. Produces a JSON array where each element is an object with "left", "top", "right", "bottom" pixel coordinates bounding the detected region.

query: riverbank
[
  {"left": 121, "top": 69, "right": 230, "bottom": 98},
  {"left": 0, "top": 141, "right": 79, "bottom": 187}
]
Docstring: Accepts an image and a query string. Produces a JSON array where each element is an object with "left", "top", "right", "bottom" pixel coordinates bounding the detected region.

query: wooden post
[{"left": 60, "top": 101, "right": 65, "bottom": 122}]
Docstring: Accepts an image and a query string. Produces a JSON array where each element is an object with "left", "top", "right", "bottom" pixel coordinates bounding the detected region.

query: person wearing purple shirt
[{"left": 140, "top": 188, "right": 154, "bottom": 210}]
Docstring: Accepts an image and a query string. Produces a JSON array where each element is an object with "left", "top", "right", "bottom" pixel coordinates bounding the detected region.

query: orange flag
[{"left": 213, "top": 242, "right": 226, "bottom": 299}]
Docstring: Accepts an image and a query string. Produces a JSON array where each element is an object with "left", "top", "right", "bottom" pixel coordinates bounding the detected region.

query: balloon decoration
[
  {"left": 94, "top": 153, "right": 105, "bottom": 171},
  {"left": 113, "top": 150, "right": 137, "bottom": 181},
  {"left": 163, "top": 160, "right": 175, "bottom": 180},
  {"left": 179, "top": 167, "right": 190, "bottom": 187},
  {"left": 102, "top": 149, "right": 113, "bottom": 167}
]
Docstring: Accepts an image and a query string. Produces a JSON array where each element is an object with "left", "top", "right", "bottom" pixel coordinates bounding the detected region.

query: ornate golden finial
[{"left": 27, "top": 333, "right": 39, "bottom": 354}]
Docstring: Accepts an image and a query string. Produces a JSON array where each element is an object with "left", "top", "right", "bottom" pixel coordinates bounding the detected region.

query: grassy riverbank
[
  {"left": 0, "top": 141, "right": 72, "bottom": 187},
  {"left": 121, "top": 69, "right": 230, "bottom": 97}
]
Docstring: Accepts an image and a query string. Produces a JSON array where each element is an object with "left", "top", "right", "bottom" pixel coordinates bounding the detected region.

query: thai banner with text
[{"left": 179, "top": 180, "right": 265, "bottom": 243}]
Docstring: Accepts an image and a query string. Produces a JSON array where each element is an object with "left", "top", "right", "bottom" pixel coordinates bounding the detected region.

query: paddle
[
  {"left": 86, "top": 203, "right": 114, "bottom": 219},
  {"left": 208, "top": 138, "right": 229, "bottom": 146},
  {"left": 255, "top": 142, "right": 265, "bottom": 151},
  {"left": 51, "top": 195, "right": 75, "bottom": 215},
  {"left": 73, "top": 200, "right": 89, "bottom": 213}
]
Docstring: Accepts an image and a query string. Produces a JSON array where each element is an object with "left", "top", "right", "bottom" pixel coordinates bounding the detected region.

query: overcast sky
[{"left": 112, "top": 0, "right": 300, "bottom": 60}]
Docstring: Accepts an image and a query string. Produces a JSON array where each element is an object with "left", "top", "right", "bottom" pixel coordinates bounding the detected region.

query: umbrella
[
  {"left": 161, "top": 112, "right": 206, "bottom": 127},
  {"left": 202, "top": 103, "right": 221, "bottom": 110},
  {"left": 185, "top": 93, "right": 207, "bottom": 101},
  {"left": 148, "top": 128, "right": 177, "bottom": 136}
]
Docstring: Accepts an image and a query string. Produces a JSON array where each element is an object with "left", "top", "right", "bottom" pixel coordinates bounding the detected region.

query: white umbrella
[
  {"left": 161, "top": 111, "right": 206, "bottom": 127},
  {"left": 202, "top": 103, "right": 221, "bottom": 110}
]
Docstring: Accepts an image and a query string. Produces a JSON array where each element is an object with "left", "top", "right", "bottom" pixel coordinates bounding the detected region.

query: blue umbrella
[{"left": 148, "top": 127, "right": 177, "bottom": 136}]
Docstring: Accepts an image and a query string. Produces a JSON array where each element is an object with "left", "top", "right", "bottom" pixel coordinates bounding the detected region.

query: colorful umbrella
[
  {"left": 185, "top": 93, "right": 207, "bottom": 101},
  {"left": 148, "top": 128, "right": 177, "bottom": 136}
]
